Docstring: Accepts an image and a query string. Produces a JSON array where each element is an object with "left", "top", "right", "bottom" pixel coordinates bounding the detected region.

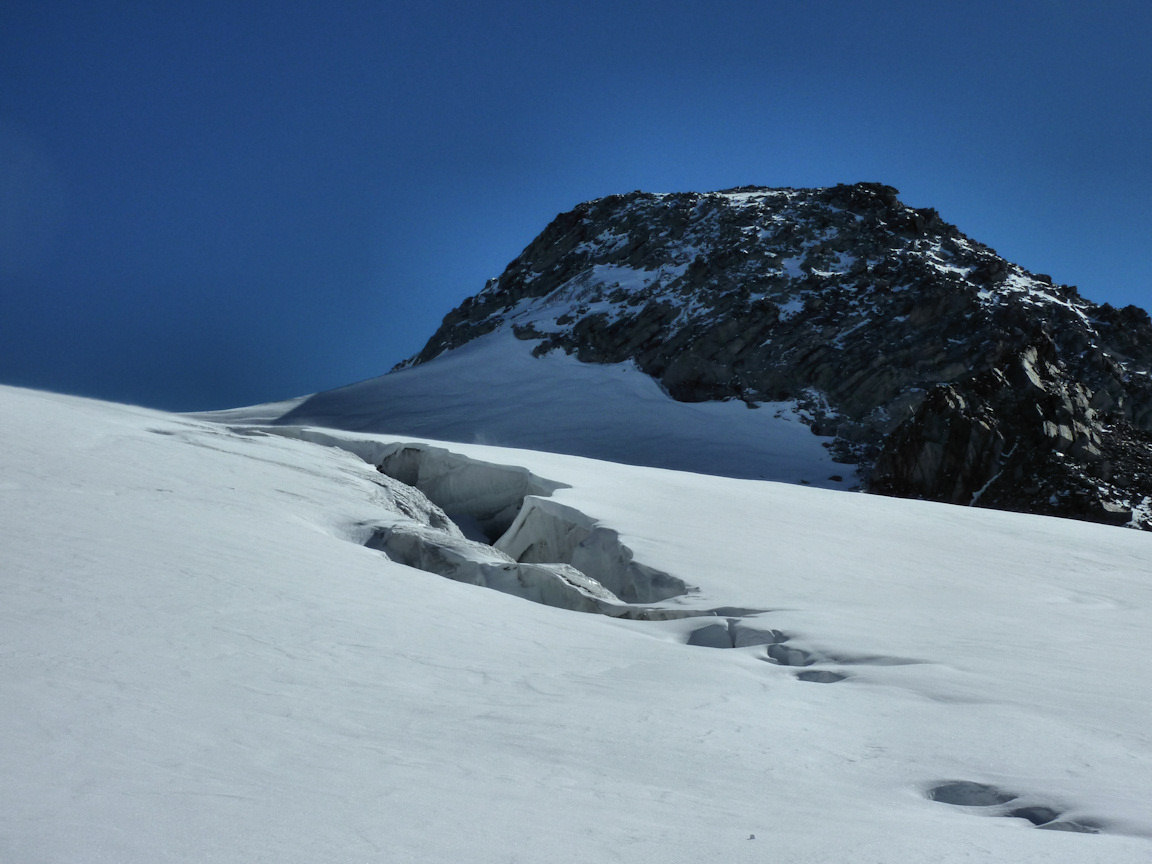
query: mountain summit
[{"left": 243, "top": 184, "right": 1152, "bottom": 528}]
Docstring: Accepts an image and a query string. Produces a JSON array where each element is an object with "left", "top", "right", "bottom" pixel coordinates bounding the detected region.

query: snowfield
[
  {"left": 3, "top": 383, "right": 1151, "bottom": 863},
  {"left": 201, "top": 329, "right": 856, "bottom": 489}
]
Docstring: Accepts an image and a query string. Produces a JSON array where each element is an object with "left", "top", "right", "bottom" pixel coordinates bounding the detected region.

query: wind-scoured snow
[
  {"left": 206, "top": 329, "right": 854, "bottom": 488},
  {"left": 3, "top": 383, "right": 1151, "bottom": 862}
]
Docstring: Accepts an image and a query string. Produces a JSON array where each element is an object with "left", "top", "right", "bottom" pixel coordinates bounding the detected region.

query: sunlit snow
[{"left": 3, "top": 384, "right": 1151, "bottom": 862}]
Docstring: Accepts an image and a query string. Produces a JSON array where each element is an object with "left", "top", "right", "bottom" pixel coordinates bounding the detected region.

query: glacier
[{"left": 2, "top": 383, "right": 1151, "bottom": 862}]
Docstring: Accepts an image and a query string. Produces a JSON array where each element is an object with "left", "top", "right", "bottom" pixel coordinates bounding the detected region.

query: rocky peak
[{"left": 405, "top": 183, "right": 1152, "bottom": 528}]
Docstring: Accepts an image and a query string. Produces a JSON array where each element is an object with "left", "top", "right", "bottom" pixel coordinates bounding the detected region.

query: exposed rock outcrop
[
  {"left": 871, "top": 340, "right": 1152, "bottom": 524},
  {"left": 402, "top": 183, "right": 1152, "bottom": 527}
]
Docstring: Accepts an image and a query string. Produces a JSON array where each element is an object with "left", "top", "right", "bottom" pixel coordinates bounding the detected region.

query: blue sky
[{"left": 2, "top": 1, "right": 1150, "bottom": 410}]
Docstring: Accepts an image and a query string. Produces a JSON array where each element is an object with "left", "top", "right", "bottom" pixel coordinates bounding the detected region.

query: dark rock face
[
  {"left": 404, "top": 183, "right": 1152, "bottom": 528},
  {"left": 871, "top": 341, "right": 1152, "bottom": 525}
]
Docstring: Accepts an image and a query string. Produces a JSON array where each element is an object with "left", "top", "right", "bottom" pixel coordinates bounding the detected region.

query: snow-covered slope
[
  {"left": 206, "top": 328, "right": 856, "bottom": 488},
  {"left": 4, "top": 383, "right": 1152, "bottom": 862}
]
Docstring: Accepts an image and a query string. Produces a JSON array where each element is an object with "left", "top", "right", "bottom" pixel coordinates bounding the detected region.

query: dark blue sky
[{"left": 3, "top": 1, "right": 1150, "bottom": 410}]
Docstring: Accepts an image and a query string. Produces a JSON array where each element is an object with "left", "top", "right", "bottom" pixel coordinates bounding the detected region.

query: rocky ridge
[{"left": 404, "top": 183, "right": 1152, "bottom": 528}]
